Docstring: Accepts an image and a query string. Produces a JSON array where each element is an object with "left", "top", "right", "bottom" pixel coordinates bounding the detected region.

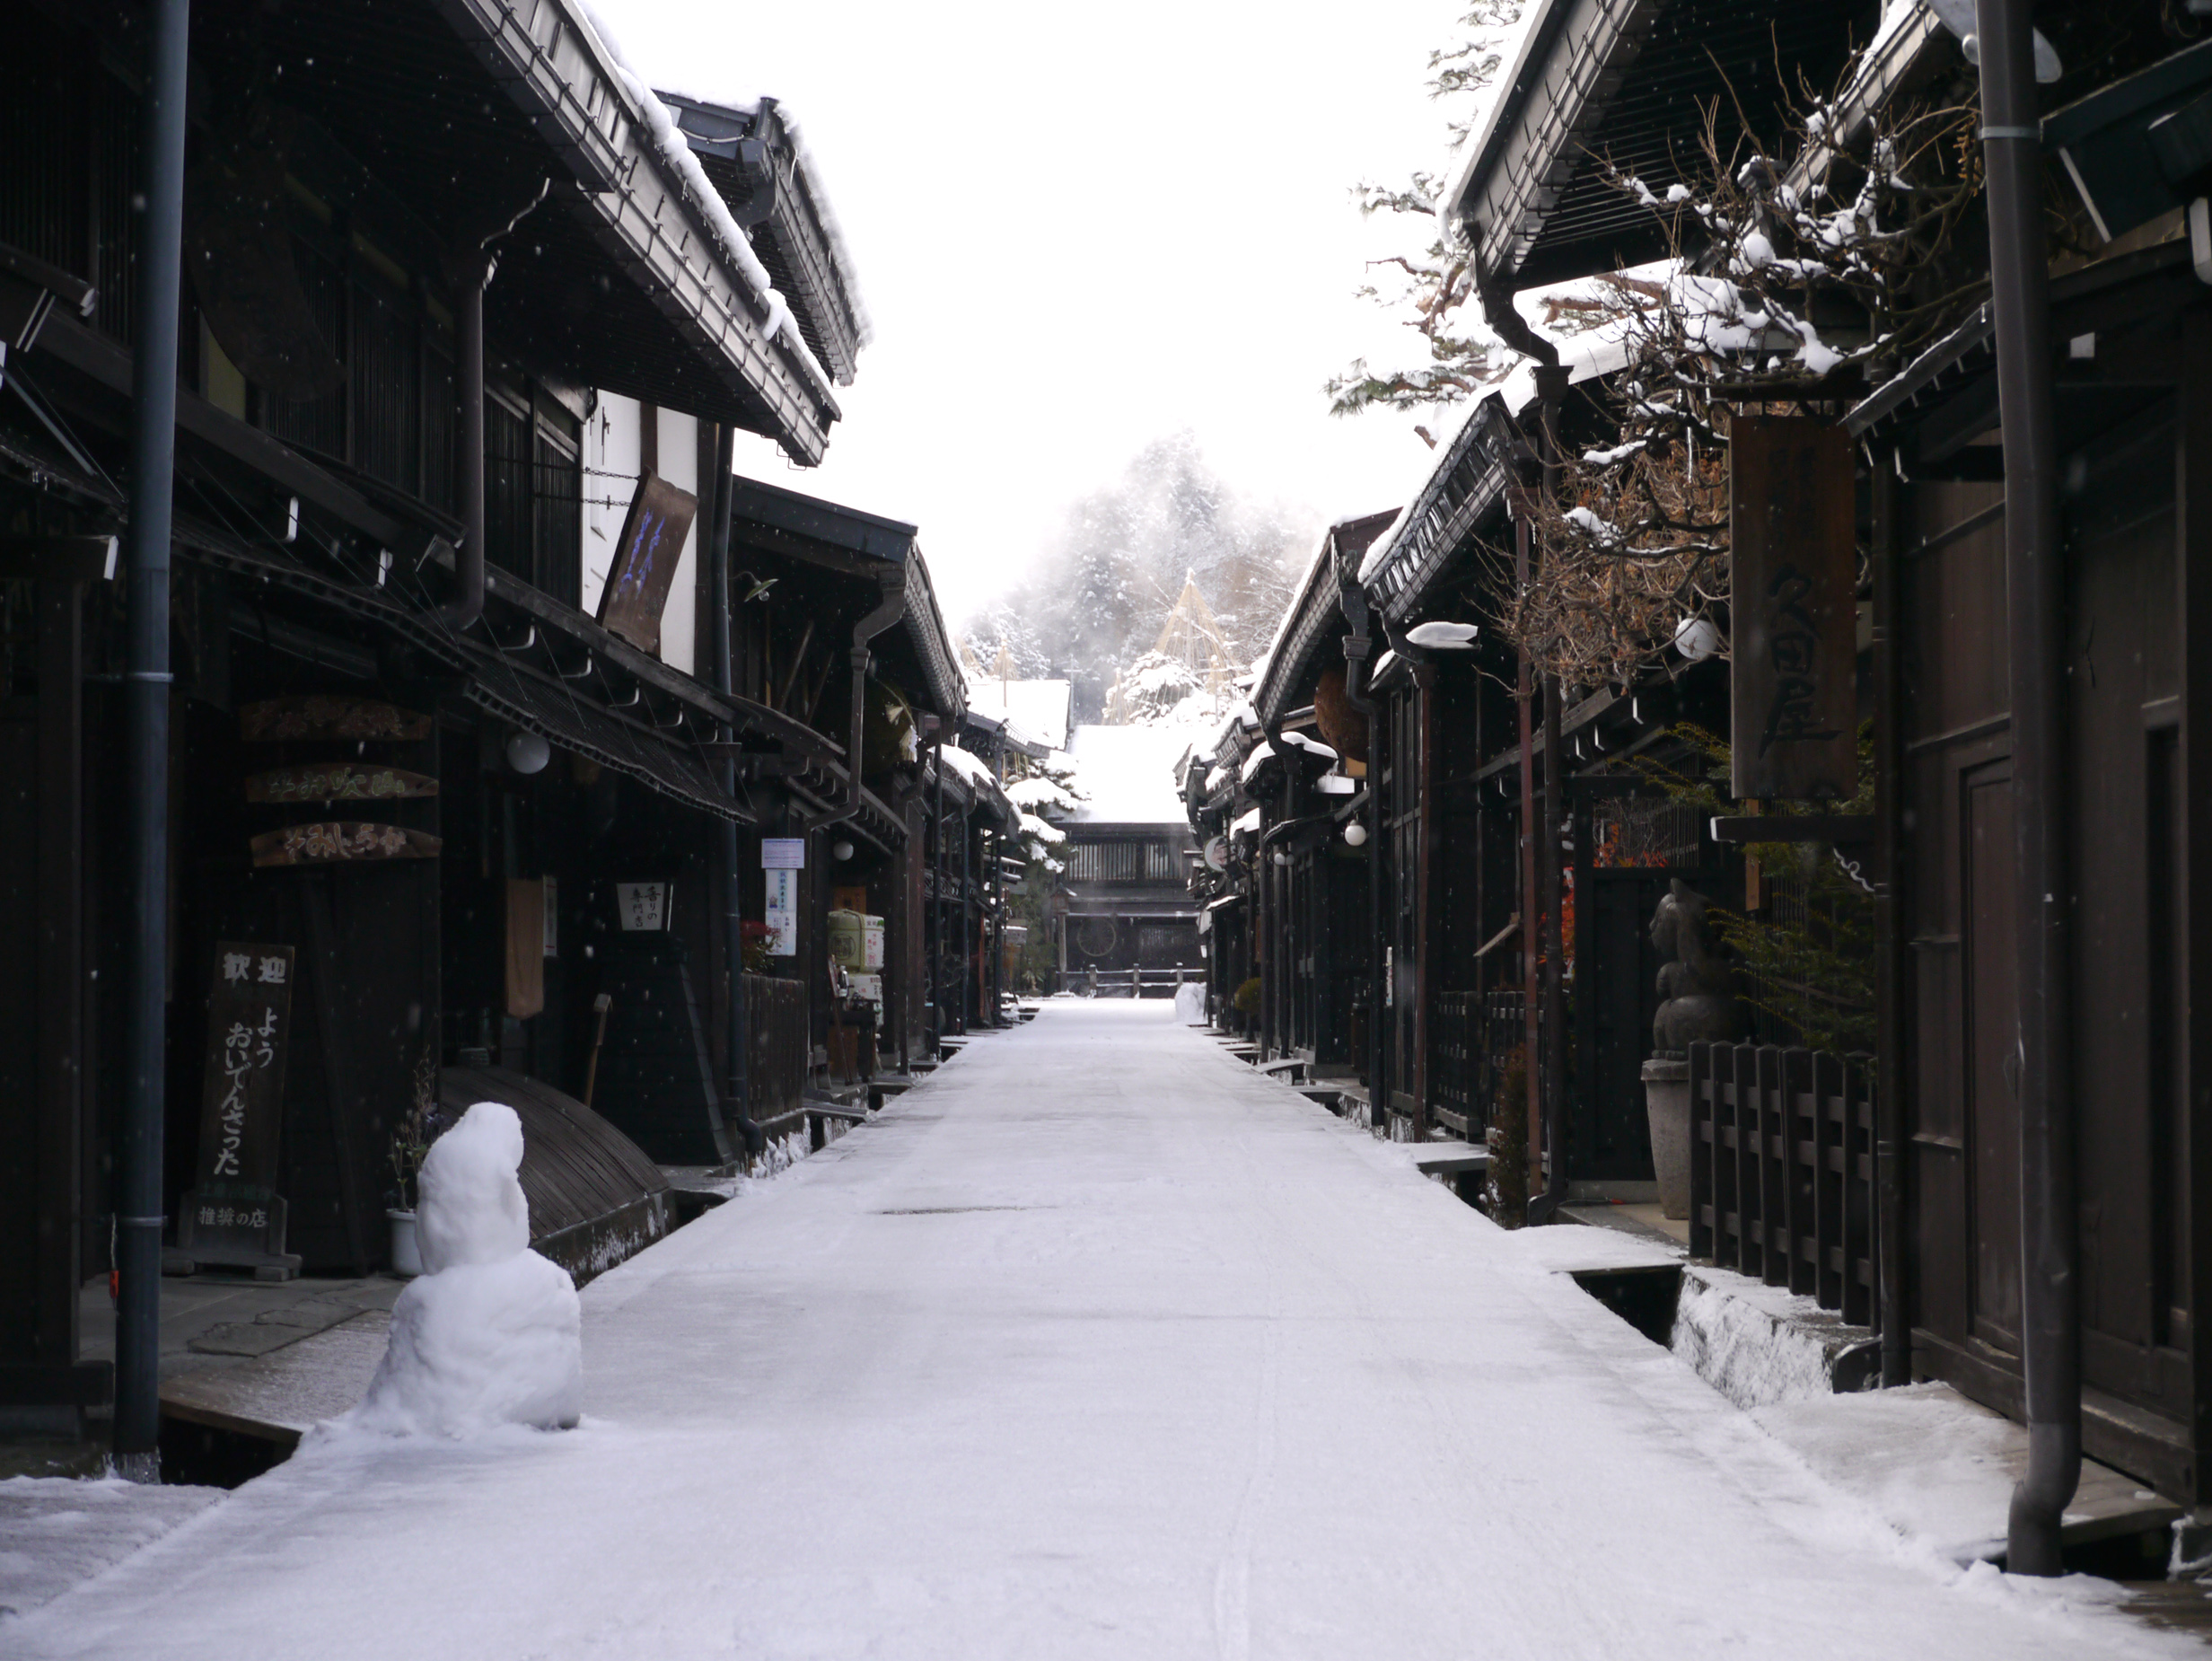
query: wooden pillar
[
  {"left": 2180, "top": 303, "right": 2212, "bottom": 1503},
  {"left": 1413, "top": 662, "right": 1436, "bottom": 1136},
  {"left": 0, "top": 544, "right": 106, "bottom": 1414}
]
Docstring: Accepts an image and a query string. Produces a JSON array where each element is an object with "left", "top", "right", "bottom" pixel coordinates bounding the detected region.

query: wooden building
[
  {"left": 0, "top": 0, "right": 975, "bottom": 1433},
  {"left": 1192, "top": 0, "right": 2212, "bottom": 1534},
  {"left": 1055, "top": 724, "right": 1202, "bottom": 996}
]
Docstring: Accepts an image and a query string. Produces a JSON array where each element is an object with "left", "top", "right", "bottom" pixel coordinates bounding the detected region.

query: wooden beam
[
  {"left": 1709, "top": 814, "right": 1876, "bottom": 845},
  {"left": 0, "top": 535, "right": 116, "bottom": 584}
]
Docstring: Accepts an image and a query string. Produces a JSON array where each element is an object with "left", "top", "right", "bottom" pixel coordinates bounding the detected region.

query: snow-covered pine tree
[{"left": 1326, "top": 3, "right": 1523, "bottom": 417}]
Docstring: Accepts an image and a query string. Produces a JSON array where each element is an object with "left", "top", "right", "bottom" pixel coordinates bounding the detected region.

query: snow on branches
[
  {"left": 1493, "top": 59, "right": 1980, "bottom": 692},
  {"left": 1327, "top": 4, "right": 1523, "bottom": 417}
]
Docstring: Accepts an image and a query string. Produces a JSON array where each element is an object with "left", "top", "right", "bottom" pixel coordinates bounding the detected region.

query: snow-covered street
[{"left": 13, "top": 1003, "right": 2188, "bottom": 1658}]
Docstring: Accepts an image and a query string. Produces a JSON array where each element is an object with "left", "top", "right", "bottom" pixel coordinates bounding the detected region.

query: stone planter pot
[
  {"left": 388, "top": 1208, "right": 423, "bottom": 1278},
  {"left": 1641, "top": 1058, "right": 1692, "bottom": 1221}
]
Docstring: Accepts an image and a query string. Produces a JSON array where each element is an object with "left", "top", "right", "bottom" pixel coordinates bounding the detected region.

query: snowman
[{"left": 350, "top": 1102, "right": 581, "bottom": 1436}]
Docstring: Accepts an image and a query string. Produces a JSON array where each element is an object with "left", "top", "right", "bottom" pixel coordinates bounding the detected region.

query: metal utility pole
[
  {"left": 115, "top": 0, "right": 192, "bottom": 1480},
  {"left": 1975, "top": 0, "right": 2078, "bottom": 1577}
]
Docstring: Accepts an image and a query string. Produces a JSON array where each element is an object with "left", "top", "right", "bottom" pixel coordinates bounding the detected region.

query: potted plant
[
  {"left": 740, "top": 918, "right": 776, "bottom": 975},
  {"left": 386, "top": 1087, "right": 449, "bottom": 1276}
]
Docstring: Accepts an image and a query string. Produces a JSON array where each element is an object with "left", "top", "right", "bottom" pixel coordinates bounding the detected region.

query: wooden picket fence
[{"left": 1689, "top": 1043, "right": 1877, "bottom": 1326}]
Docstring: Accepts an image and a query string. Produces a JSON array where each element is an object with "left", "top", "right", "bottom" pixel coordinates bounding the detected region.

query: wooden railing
[
  {"left": 745, "top": 973, "right": 807, "bottom": 1129},
  {"left": 1689, "top": 1044, "right": 1876, "bottom": 1326},
  {"left": 1430, "top": 989, "right": 1543, "bottom": 1142},
  {"left": 1432, "top": 991, "right": 1479, "bottom": 1133}
]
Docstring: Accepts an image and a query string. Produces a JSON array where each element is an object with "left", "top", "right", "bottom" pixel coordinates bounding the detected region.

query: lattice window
[{"left": 1591, "top": 795, "right": 1703, "bottom": 867}]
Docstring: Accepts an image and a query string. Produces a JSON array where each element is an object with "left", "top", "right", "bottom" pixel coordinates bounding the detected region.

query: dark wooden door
[{"left": 1573, "top": 868, "right": 1672, "bottom": 1182}]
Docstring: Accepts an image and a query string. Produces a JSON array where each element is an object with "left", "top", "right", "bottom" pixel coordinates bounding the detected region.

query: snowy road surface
[{"left": 15, "top": 1003, "right": 2187, "bottom": 1658}]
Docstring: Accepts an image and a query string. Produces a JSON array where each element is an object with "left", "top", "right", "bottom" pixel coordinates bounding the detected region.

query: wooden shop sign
[
  {"left": 250, "top": 822, "right": 443, "bottom": 866},
  {"left": 171, "top": 942, "right": 303, "bottom": 1278},
  {"left": 194, "top": 942, "right": 295, "bottom": 1187},
  {"left": 1728, "top": 415, "right": 1857, "bottom": 801},
  {"left": 596, "top": 470, "right": 699, "bottom": 655},
  {"left": 241, "top": 695, "right": 433, "bottom": 743},
  {"left": 245, "top": 761, "right": 438, "bottom": 804}
]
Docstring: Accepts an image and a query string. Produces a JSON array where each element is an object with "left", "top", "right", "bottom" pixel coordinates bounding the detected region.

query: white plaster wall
[
  {"left": 656, "top": 406, "right": 698, "bottom": 676},
  {"left": 582, "top": 391, "right": 643, "bottom": 620}
]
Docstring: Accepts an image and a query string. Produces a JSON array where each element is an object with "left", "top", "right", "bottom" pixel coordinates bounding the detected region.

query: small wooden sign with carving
[
  {"left": 250, "top": 822, "right": 443, "bottom": 866},
  {"left": 597, "top": 470, "right": 698, "bottom": 655},
  {"left": 241, "top": 696, "right": 432, "bottom": 743},
  {"left": 245, "top": 762, "right": 438, "bottom": 804},
  {"left": 1728, "top": 415, "right": 1857, "bottom": 801}
]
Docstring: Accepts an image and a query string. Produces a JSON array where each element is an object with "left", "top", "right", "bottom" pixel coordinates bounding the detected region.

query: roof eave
[{"left": 433, "top": 0, "right": 838, "bottom": 461}]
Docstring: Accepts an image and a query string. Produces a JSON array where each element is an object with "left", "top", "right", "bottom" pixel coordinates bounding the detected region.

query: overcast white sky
[{"left": 599, "top": 0, "right": 1488, "bottom": 628}]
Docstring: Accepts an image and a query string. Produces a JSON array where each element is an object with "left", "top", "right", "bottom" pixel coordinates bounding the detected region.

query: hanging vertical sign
[
  {"left": 506, "top": 878, "right": 546, "bottom": 1018},
  {"left": 763, "top": 867, "right": 799, "bottom": 956},
  {"left": 1729, "top": 415, "right": 1858, "bottom": 801},
  {"left": 596, "top": 470, "right": 699, "bottom": 655},
  {"left": 169, "top": 942, "right": 302, "bottom": 1277}
]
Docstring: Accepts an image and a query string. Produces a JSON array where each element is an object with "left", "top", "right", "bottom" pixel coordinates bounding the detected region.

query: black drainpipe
[
  {"left": 1873, "top": 449, "right": 1910, "bottom": 1390},
  {"left": 436, "top": 182, "right": 545, "bottom": 633},
  {"left": 960, "top": 782, "right": 973, "bottom": 1031},
  {"left": 706, "top": 424, "right": 764, "bottom": 1157},
  {"left": 1528, "top": 363, "right": 1573, "bottom": 1226},
  {"left": 1334, "top": 535, "right": 1387, "bottom": 1116},
  {"left": 930, "top": 733, "right": 944, "bottom": 1045},
  {"left": 114, "top": 0, "right": 190, "bottom": 1481},
  {"left": 813, "top": 568, "right": 906, "bottom": 832},
  {"left": 1977, "top": 0, "right": 2078, "bottom": 1576},
  {"left": 1479, "top": 267, "right": 1564, "bottom": 1223},
  {"left": 436, "top": 258, "right": 487, "bottom": 631}
]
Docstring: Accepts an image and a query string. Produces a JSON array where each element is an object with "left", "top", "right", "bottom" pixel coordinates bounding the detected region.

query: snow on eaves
[
  {"left": 938, "top": 744, "right": 997, "bottom": 788},
  {"left": 579, "top": 5, "right": 836, "bottom": 401},
  {"left": 645, "top": 86, "right": 874, "bottom": 352},
  {"left": 1238, "top": 742, "right": 1275, "bottom": 787},
  {"left": 1356, "top": 325, "right": 1636, "bottom": 585}
]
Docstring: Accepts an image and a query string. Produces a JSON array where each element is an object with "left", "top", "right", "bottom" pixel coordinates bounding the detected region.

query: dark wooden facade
[
  {"left": 1180, "top": 0, "right": 2212, "bottom": 1520},
  {"left": 0, "top": 0, "right": 984, "bottom": 1430},
  {"left": 1852, "top": 240, "right": 2208, "bottom": 1498}
]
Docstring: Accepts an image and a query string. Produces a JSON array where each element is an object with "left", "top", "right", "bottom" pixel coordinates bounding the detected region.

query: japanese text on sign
[
  {"left": 196, "top": 942, "right": 295, "bottom": 1190},
  {"left": 617, "top": 881, "right": 671, "bottom": 932}
]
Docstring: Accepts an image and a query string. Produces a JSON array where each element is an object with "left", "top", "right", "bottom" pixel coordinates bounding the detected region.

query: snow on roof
[
  {"left": 1231, "top": 806, "right": 1261, "bottom": 834},
  {"left": 649, "top": 92, "right": 873, "bottom": 354},
  {"left": 939, "top": 744, "right": 998, "bottom": 788},
  {"left": 1355, "top": 330, "right": 1634, "bottom": 586},
  {"left": 1238, "top": 742, "right": 1276, "bottom": 787},
  {"left": 967, "top": 679, "right": 1072, "bottom": 752},
  {"left": 1063, "top": 725, "right": 1202, "bottom": 826},
  {"left": 578, "top": 5, "right": 834, "bottom": 400}
]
